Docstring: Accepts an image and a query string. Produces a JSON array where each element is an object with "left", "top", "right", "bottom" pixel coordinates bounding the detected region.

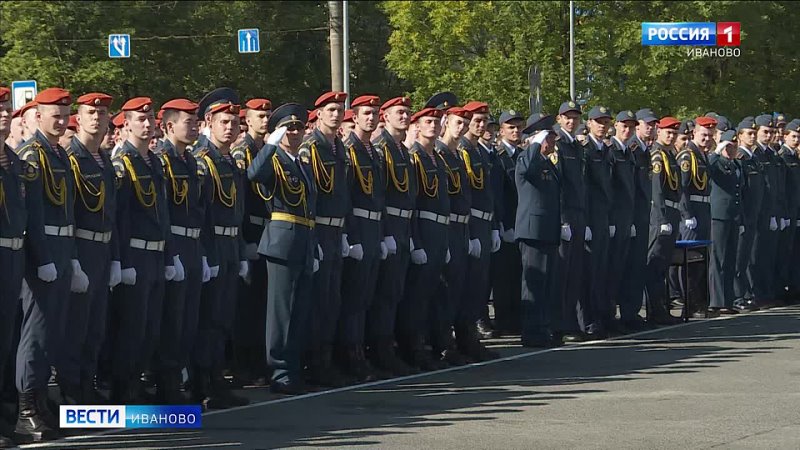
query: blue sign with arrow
[
  {"left": 238, "top": 29, "right": 260, "bottom": 54},
  {"left": 108, "top": 34, "right": 130, "bottom": 58}
]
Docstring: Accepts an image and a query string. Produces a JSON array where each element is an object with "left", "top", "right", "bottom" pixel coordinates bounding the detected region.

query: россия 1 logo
[{"left": 641, "top": 22, "right": 741, "bottom": 57}]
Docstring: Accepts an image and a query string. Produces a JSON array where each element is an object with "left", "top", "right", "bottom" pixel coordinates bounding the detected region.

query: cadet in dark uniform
[
  {"left": 676, "top": 116, "right": 717, "bottom": 317},
  {"left": 304, "top": 92, "right": 351, "bottom": 384},
  {"left": 621, "top": 109, "right": 656, "bottom": 330},
  {"left": 708, "top": 130, "right": 743, "bottom": 314},
  {"left": 338, "top": 95, "right": 385, "bottom": 381},
  {"left": 156, "top": 98, "right": 212, "bottom": 404},
  {"left": 398, "top": 107, "right": 449, "bottom": 370},
  {"left": 734, "top": 117, "right": 765, "bottom": 311},
  {"left": 59, "top": 93, "right": 120, "bottom": 405},
  {"left": 490, "top": 110, "right": 524, "bottom": 336},
  {"left": 247, "top": 103, "right": 317, "bottom": 395},
  {"left": 582, "top": 106, "right": 614, "bottom": 338},
  {"left": 15, "top": 88, "right": 76, "bottom": 443},
  {"left": 230, "top": 98, "right": 272, "bottom": 385},
  {"left": 0, "top": 87, "right": 39, "bottom": 446},
  {"left": 515, "top": 115, "right": 561, "bottom": 347},
  {"left": 667, "top": 120, "right": 693, "bottom": 303},
  {"left": 111, "top": 97, "right": 172, "bottom": 404},
  {"left": 370, "top": 96, "right": 417, "bottom": 376},
  {"left": 457, "top": 101, "right": 500, "bottom": 359},
  {"left": 751, "top": 115, "right": 781, "bottom": 308},
  {"left": 779, "top": 120, "right": 800, "bottom": 302},
  {"left": 607, "top": 111, "right": 637, "bottom": 331},
  {"left": 191, "top": 88, "right": 249, "bottom": 408},
  {"left": 644, "top": 117, "right": 683, "bottom": 325}
]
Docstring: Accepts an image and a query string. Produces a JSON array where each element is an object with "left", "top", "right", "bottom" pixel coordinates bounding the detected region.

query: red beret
[
  {"left": 658, "top": 116, "right": 681, "bottom": 129},
  {"left": 160, "top": 98, "right": 198, "bottom": 114},
  {"left": 245, "top": 98, "right": 272, "bottom": 111},
  {"left": 463, "top": 101, "right": 489, "bottom": 114},
  {"left": 308, "top": 110, "right": 318, "bottom": 123},
  {"left": 0, "top": 87, "right": 10, "bottom": 102},
  {"left": 351, "top": 95, "right": 380, "bottom": 108},
  {"left": 112, "top": 113, "right": 125, "bottom": 128},
  {"left": 447, "top": 106, "right": 473, "bottom": 120},
  {"left": 121, "top": 97, "right": 153, "bottom": 113},
  {"left": 694, "top": 116, "right": 718, "bottom": 128},
  {"left": 239, "top": 109, "right": 247, "bottom": 119},
  {"left": 11, "top": 109, "right": 21, "bottom": 119},
  {"left": 35, "top": 87, "right": 71, "bottom": 106},
  {"left": 379, "top": 111, "right": 385, "bottom": 123},
  {"left": 76, "top": 92, "right": 113, "bottom": 107},
  {"left": 156, "top": 118, "right": 162, "bottom": 127},
  {"left": 410, "top": 107, "right": 443, "bottom": 124},
  {"left": 314, "top": 91, "right": 347, "bottom": 108},
  {"left": 342, "top": 109, "right": 354, "bottom": 123},
  {"left": 380, "top": 96, "right": 411, "bottom": 112},
  {"left": 67, "top": 114, "right": 78, "bottom": 131},
  {"left": 18, "top": 101, "right": 37, "bottom": 117},
  {"left": 207, "top": 102, "right": 240, "bottom": 116}
]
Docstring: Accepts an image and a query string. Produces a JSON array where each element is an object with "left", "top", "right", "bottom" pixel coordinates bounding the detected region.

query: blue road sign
[
  {"left": 108, "top": 34, "right": 131, "bottom": 58},
  {"left": 11, "top": 80, "right": 37, "bottom": 111},
  {"left": 238, "top": 29, "right": 260, "bottom": 54}
]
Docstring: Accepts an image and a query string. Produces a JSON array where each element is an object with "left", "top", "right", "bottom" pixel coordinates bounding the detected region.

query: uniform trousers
[
  {"left": 459, "top": 218, "right": 492, "bottom": 335},
  {"left": 234, "top": 255, "right": 268, "bottom": 373},
  {"left": 520, "top": 240, "right": 558, "bottom": 341},
  {"left": 491, "top": 242, "right": 521, "bottom": 332},
  {"left": 751, "top": 216, "right": 779, "bottom": 302},
  {"left": 431, "top": 222, "right": 469, "bottom": 351},
  {"left": 734, "top": 224, "right": 757, "bottom": 300},
  {"left": 368, "top": 233, "right": 411, "bottom": 346},
  {"left": 556, "top": 215, "right": 585, "bottom": 333},
  {"left": 0, "top": 248, "right": 24, "bottom": 393},
  {"left": 645, "top": 222, "right": 678, "bottom": 317},
  {"left": 620, "top": 219, "right": 650, "bottom": 321},
  {"left": 583, "top": 215, "right": 611, "bottom": 332},
  {"left": 607, "top": 215, "right": 633, "bottom": 321},
  {"left": 709, "top": 219, "right": 738, "bottom": 308},
  {"left": 309, "top": 224, "right": 344, "bottom": 351}
]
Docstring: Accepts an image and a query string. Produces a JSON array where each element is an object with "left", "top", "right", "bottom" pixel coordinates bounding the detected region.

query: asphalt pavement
[{"left": 24, "top": 306, "right": 800, "bottom": 450}]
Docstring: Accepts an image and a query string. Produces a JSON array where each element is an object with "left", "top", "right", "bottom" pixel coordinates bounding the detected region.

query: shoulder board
[
  {"left": 372, "top": 135, "right": 386, "bottom": 148},
  {"left": 629, "top": 141, "right": 640, "bottom": 152},
  {"left": 231, "top": 146, "right": 246, "bottom": 159},
  {"left": 194, "top": 146, "right": 209, "bottom": 158},
  {"left": 650, "top": 151, "right": 664, "bottom": 161},
  {"left": 65, "top": 144, "right": 75, "bottom": 156},
  {"left": 18, "top": 143, "right": 41, "bottom": 166},
  {"left": 676, "top": 149, "right": 690, "bottom": 160},
  {"left": 112, "top": 158, "right": 126, "bottom": 178},
  {"left": 21, "top": 159, "right": 40, "bottom": 181},
  {"left": 195, "top": 156, "right": 208, "bottom": 176}
]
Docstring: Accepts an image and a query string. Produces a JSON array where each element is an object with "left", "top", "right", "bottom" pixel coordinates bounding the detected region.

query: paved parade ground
[{"left": 26, "top": 307, "right": 800, "bottom": 450}]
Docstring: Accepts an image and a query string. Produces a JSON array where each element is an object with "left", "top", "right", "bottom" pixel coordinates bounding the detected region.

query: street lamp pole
[{"left": 569, "top": 0, "right": 575, "bottom": 101}]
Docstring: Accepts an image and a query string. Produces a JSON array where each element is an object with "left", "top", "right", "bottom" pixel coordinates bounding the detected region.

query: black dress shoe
[
  {"left": 560, "top": 333, "right": 585, "bottom": 344},
  {"left": 521, "top": 334, "right": 556, "bottom": 348},
  {"left": 620, "top": 318, "right": 648, "bottom": 332},
  {"left": 648, "top": 314, "right": 682, "bottom": 325},
  {"left": 476, "top": 320, "right": 494, "bottom": 340},
  {"left": 718, "top": 308, "right": 739, "bottom": 315},
  {"left": 270, "top": 380, "right": 306, "bottom": 396}
]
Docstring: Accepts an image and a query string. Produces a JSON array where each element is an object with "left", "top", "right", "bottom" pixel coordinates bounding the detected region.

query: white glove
[
  {"left": 70, "top": 259, "right": 89, "bottom": 294},
  {"left": 318, "top": 244, "right": 324, "bottom": 262},
  {"left": 172, "top": 255, "right": 185, "bottom": 282},
  {"left": 715, "top": 141, "right": 729, "bottom": 154},
  {"left": 532, "top": 130, "right": 550, "bottom": 145},
  {"left": 630, "top": 224, "right": 637, "bottom": 238},
  {"left": 781, "top": 218, "right": 790, "bottom": 230},
  {"left": 659, "top": 223, "right": 673, "bottom": 236},
  {"left": 491, "top": 230, "right": 501, "bottom": 252},
  {"left": 468, "top": 239, "right": 481, "bottom": 258},
  {"left": 348, "top": 243, "right": 364, "bottom": 261},
  {"left": 561, "top": 224, "right": 572, "bottom": 241},
  {"left": 267, "top": 125, "right": 287, "bottom": 146},
  {"left": 739, "top": 225, "right": 746, "bottom": 235},
  {"left": 341, "top": 234, "right": 350, "bottom": 258},
  {"left": 684, "top": 217, "right": 697, "bottom": 230},
  {"left": 201, "top": 256, "right": 212, "bottom": 283},
  {"left": 410, "top": 238, "right": 415, "bottom": 253},
  {"left": 501, "top": 228, "right": 515, "bottom": 243},
  {"left": 769, "top": 216, "right": 778, "bottom": 231},
  {"left": 609, "top": 225, "right": 616, "bottom": 238},
  {"left": 411, "top": 248, "right": 428, "bottom": 265},
  {"left": 238, "top": 260, "right": 249, "bottom": 278},
  {"left": 313, "top": 258, "right": 320, "bottom": 273},
  {"left": 584, "top": 226, "right": 593, "bottom": 242},
  {"left": 37, "top": 263, "right": 58, "bottom": 283},
  {"left": 445, "top": 248, "right": 451, "bottom": 264},
  {"left": 165, "top": 264, "right": 176, "bottom": 281},
  {"left": 383, "top": 236, "right": 397, "bottom": 255},
  {"left": 209, "top": 265, "right": 220, "bottom": 278},
  {"left": 244, "top": 243, "right": 259, "bottom": 261},
  {"left": 380, "top": 242, "right": 389, "bottom": 260},
  {"left": 109, "top": 261, "right": 122, "bottom": 288},
  {"left": 121, "top": 267, "right": 137, "bottom": 285}
]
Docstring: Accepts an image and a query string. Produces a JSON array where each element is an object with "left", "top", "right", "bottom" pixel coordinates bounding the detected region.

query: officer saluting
[
  {"left": 15, "top": 87, "right": 78, "bottom": 443},
  {"left": 59, "top": 92, "right": 120, "bottom": 406},
  {"left": 191, "top": 88, "right": 249, "bottom": 408},
  {"left": 247, "top": 103, "right": 317, "bottom": 395},
  {"left": 111, "top": 97, "right": 171, "bottom": 404}
]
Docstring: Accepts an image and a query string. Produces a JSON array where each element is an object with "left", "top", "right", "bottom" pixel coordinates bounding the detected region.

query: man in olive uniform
[
  {"left": 156, "top": 98, "right": 214, "bottom": 404},
  {"left": 515, "top": 115, "right": 561, "bottom": 347},
  {"left": 304, "top": 92, "right": 351, "bottom": 386},
  {"left": 607, "top": 110, "right": 637, "bottom": 332},
  {"left": 15, "top": 88, "right": 77, "bottom": 443},
  {"left": 551, "top": 101, "right": 586, "bottom": 343},
  {"left": 734, "top": 117, "right": 766, "bottom": 311},
  {"left": 582, "top": 106, "right": 614, "bottom": 338},
  {"left": 338, "top": 95, "right": 386, "bottom": 382},
  {"left": 398, "top": 107, "right": 449, "bottom": 371},
  {"left": 247, "top": 103, "right": 317, "bottom": 395},
  {"left": 0, "top": 87, "right": 40, "bottom": 446},
  {"left": 708, "top": 130, "right": 743, "bottom": 314},
  {"left": 59, "top": 92, "right": 121, "bottom": 405},
  {"left": 370, "top": 96, "right": 417, "bottom": 376},
  {"left": 779, "top": 120, "right": 800, "bottom": 303},
  {"left": 191, "top": 88, "right": 249, "bottom": 409},
  {"left": 644, "top": 117, "right": 683, "bottom": 325},
  {"left": 231, "top": 98, "right": 272, "bottom": 385}
]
